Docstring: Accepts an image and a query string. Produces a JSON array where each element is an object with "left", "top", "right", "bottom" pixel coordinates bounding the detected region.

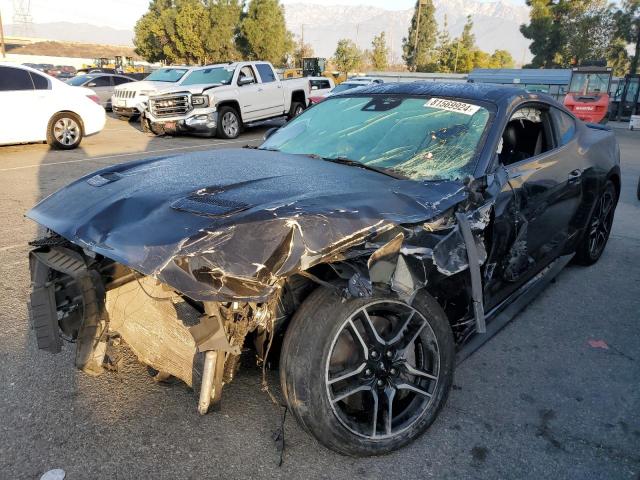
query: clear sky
[{"left": 0, "top": 0, "right": 524, "bottom": 30}]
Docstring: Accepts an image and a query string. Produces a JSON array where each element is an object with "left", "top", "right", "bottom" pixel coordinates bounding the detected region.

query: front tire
[
  {"left": 280, "top": 287, "right": 455, "bottom": 456},
  {"left": 217, "top": 106, "right": 241, "bottom": 139},
  {"left": 574, "top": 180, "right": 616, "bottom": 265},
  {"left": 46, "top": 112, "right": 83, "bottom": 150}
]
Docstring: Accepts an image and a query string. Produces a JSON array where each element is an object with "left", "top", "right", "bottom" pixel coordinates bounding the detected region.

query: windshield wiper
[{"left": 313, "top": 155, "right": 406, "bottom": 179}]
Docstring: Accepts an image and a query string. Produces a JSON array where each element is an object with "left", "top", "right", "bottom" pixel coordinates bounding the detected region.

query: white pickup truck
[{"left": 144, "top": 61, "right": 310, "bottom": 139}]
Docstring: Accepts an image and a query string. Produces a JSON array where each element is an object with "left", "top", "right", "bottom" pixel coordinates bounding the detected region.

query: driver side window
[
  {"left": 499, "top": 106, "right": 555, "bottom": 166},
  {"left": 238, "top": 66, "right": 256, "bottom": 85}
]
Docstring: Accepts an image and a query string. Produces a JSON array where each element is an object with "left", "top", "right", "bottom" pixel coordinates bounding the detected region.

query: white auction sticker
[{"left": 425, "top": 97, "right": 481, "bottom": 116}]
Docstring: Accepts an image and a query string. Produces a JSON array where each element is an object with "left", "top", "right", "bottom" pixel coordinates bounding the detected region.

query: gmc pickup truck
[{"left": 143, "top": 61, "right": 310, "bottom": 139}]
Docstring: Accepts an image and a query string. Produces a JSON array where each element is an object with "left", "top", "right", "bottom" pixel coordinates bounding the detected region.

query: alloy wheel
[
  {"left": 54, "top": 118, "right": 80, "bottom": 146},
  {"left": 222, "top": 112, "right": 239, "bottom": 137},
  {"left": 588, "top": 188, "right": 615, "bottom": 259},
  {"left": 325, "top": 300, "right": 440, "bottom": 439}
]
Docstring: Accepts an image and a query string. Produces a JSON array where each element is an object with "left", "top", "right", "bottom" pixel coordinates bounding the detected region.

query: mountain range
[{"left": 2, "top": 0, "right": 532, "bottom": 64}]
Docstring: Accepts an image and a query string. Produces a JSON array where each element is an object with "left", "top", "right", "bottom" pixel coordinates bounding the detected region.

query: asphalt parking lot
[{"left": 0, "top": 116, "right": 639, "bottom": 480}]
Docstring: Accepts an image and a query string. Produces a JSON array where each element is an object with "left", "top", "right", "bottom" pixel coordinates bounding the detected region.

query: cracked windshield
[{"left": 262, "top": 96, "right": 490, "bottom": 180}]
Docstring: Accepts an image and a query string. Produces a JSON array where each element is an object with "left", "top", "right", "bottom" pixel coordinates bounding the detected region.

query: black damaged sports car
[{"left": 27, "top": 83, "right": 620, "bottom": 456}]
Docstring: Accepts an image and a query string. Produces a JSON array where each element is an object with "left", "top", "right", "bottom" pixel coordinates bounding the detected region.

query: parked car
[
  {"left": 26, "top": 83, "right": 620, "bottom": 455},
  {"left": 310, "top": 78, "right": 382, "bottom": 104},
  {"left": 55, "top": 66, "right": 77, "bottom": 80},
  {"left": 0, "top": 63, "right": 105, "bottom": 149},
  {"left": 111, "top": 66, "right": 192, "bottom": 119},
  {"left": 66, "top": 73, "right": 136, "bottom": 110},
  {"left": 144, "top": 61, "right": 310, "bottom": 138}
]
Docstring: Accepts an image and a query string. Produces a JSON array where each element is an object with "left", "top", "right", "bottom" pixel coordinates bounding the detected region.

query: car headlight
[{"left": 191, "top": 95, "right": 209, "bottom": 107}]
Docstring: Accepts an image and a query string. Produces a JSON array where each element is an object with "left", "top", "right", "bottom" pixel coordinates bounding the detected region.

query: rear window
[
  {"left": 310, "top": 79, "right": 331, "bottom": 90},
  {"left": 0, "top": 67, "right": 33, "bottom": 91},
  {"left": 29, "top": 72, "right": 49, "bottom": 90}
]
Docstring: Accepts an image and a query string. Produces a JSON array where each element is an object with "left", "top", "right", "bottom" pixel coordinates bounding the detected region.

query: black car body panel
[{"left": 26, "top": 83, "right": 621, "bottom": 439}]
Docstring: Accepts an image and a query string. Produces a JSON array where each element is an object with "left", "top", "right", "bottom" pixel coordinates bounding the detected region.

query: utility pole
[
  {"left": 453, "top": 39, "right": 460, "bottom": 73},
  {"left": 0, "top": 9, "right": 5, "bottom": 58}
]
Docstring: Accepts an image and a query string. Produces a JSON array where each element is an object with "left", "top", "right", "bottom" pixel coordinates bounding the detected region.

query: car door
[
  {"left": 483, "top": 102, "right": 584, "bottom": 309},
  {"left": 86, "top": 75, "right": 113, "bottom": 108},
  {"left": 0, "top": 66, "right": 42, "bottom": 144},
  {"left": 236, "top": 65, "right": 264, "bottom": 122},
  {"left": 254, "top": 63, "right": 285, "bottom": 118}
]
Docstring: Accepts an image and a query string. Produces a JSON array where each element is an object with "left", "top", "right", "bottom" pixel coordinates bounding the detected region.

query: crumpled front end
[{"left": 26, "top": 148, "right": 505, "bottom": 413}]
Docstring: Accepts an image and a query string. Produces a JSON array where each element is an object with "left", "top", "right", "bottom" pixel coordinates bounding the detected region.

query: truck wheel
[
  {"left": 217, "top": 106, "right": 241, "bottom": 139},
  {"left": 46, "top": 112, "right": 83, "bottom": 150},
  {"left": 280, "top": 287, "right": 455, "bottom": 456},
  {"left": 287, "top": 102, "right": 305, "bottom": 120}
]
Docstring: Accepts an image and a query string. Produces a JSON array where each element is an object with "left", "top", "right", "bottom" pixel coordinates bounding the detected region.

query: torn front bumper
[
  {"left": 147, "top": 111, "right": 218, "bottom": 136},
  {"left": 28, "top": 243, "right": 250, "bottom": 413}
]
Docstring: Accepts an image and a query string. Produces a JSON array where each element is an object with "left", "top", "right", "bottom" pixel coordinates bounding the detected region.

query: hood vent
[
  {"left": 86, "top": 172, "right": 122, "bottom": 187},
  {"left": 171, "top": 191, "right": 250, "bottom": 217}
]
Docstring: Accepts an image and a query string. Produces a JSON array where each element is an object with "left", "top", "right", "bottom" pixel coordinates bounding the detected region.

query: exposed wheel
[
  {"left": 575, "top": 180, "right": 616, "bottom": 265},
  {"left": 287, "top": 101, "right": 305, "bottom": 120},
  {"left": 46, "top": 112, "right": 83, "bottom": 150},
  {"left": 280, "top": 287, "right": 455, "bottom": 456},
  {"left": 217, "top": 106, "right": 241, "bottom": 139}
]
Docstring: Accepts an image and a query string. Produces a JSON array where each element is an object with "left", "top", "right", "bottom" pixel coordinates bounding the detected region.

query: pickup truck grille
[
  {"left": 114, "top": 90, "right": 136, "bottom": 99},
  {"left": 149, "top": 94, "right": 191, "bottom": 118}
]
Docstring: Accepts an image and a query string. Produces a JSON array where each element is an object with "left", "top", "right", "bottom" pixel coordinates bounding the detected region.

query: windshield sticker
[{"left": 425, "top": 98, "right": 481, "bottom": 116}]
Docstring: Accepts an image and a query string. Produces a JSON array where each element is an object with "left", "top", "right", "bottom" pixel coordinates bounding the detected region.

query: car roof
[{"left": 344, "top": 81, "right": 545, "bottom": 105}]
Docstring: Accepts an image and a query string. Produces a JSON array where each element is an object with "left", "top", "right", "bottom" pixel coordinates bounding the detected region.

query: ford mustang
[{"left": 27, "top": 83, "right": 620, "bottom": 456}]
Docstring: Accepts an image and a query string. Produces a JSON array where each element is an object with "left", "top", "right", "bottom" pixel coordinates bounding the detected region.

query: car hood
[
  {"left": 27, "top": 149, "right": 466, "bottom": 301},
  {"left": 151, "top": 83, "right": 226, "bottom": 96},
  {"left": 115, "top": 80, "right": 173, "bottom": 93}
]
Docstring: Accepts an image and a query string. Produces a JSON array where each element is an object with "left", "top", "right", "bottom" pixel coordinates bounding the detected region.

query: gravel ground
[{"left": 0, "top": 116, "right": 638, "bottom": 479}]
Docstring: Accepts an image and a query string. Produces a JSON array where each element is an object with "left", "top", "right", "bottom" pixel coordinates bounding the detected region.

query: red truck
[{"left": 563, "top": 66, "right": 613, "bottom": 124}]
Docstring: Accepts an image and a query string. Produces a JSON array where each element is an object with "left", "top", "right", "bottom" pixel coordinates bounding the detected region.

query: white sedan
[{"left": 0, "top": 63, "right": 106, "bottom": 149}]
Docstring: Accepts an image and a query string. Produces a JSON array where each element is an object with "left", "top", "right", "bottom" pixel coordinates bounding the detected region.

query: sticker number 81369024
[{"left": 425, "top": 97, "right": 481, "bottom": 116}]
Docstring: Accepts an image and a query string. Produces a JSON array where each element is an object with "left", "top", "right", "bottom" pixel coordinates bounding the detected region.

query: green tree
[
  {"left": 173, "top": 0, "right": 211, "bottom": 64},
  {"left": 613, "top": 0, "right": 640, "bottom": 74},
  {"left": 370, "top": 32, "right": 389, "bottom": 71},
  {"left": 521, "top": 0, "right": 620, "bottom": 68},
  {"left": 489, "top": 49, "right": 515, "bottom": 68},
  {"left": 520, "top": 0, "right": 563, "bottom": 68},
  {"left": 403, "top": 0, "right": 438, "bottom": 71},
  {"left": 454, "top": 15, "right": 477, "bottom": 73},
  {"left": 205, "top": 0, "right": 243, "bottom": 63},
  {"left": 433, "top": 15, "right": 454, "bottom": 72},
  {"left": 134, "top": 0, "right": 174, "bottom": 63},
  {"left": 241, "top": 0, "right": 294, "bottom": 66},
  {"left": 133, "top": 0, "right": 243, "bottom": 64},
  {"left": 333, "top": 39, "right": 363, "bottom": 77}
]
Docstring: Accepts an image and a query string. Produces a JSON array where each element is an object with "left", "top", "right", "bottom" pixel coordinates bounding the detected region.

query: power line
[{"left": 12, "top": 0, "right": 33, "bottom": 37}]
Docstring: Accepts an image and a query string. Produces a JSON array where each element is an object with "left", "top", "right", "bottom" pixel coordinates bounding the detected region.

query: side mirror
[
  {"left": 238, "top": 77, "right": 255, "bottom": 86},
  {"left": 263, "top": 127, "right": 279, "bottom": 140},
  {"left": 87, "top": 82, "right": 97, "bottom": 87}
]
